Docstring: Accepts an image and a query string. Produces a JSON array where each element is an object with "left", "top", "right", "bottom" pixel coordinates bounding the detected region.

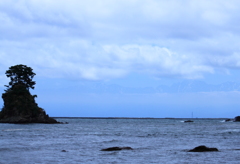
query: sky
[{"left": 1, "top": 0, "right": 240, "bottom": 118}]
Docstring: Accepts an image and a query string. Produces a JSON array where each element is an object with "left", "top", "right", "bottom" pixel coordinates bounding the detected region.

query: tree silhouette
[{"left": 5, "top": 64, "right": 36, "bottom": 90}]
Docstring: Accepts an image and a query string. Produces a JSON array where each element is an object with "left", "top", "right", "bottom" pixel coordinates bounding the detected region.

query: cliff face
[{"left": 0, "top": 84, "right": 58, "bottom": 123}]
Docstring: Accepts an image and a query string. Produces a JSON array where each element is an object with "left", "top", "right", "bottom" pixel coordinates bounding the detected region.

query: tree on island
[
  {"left": 0, "top": 64, "right": 59, "bottom": 123},
  {"left": 5, "top": 64, "right": 36, "bottom": 90}
]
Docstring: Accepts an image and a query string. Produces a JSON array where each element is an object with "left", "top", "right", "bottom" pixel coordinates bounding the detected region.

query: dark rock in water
[
  {"left": 234, "top": 116, "right": 240, "bottom": 122},
  {"left": 101, "top": 147, "right": 122, "bottom": 151},
  {"left": 184, "top": 120, "right": 193, "bottom": 123},
  {"left": 61, "top": 150, "right": 67, "bottom": 152},
  {"left": 101, "top": 147, "right": 133, "bottom": 151},
  {"left": 188, "top": 145, "right": 218, "bottom": 152},
  {"left": 225, "top": 119, "right": 232, "bottom": 122}
]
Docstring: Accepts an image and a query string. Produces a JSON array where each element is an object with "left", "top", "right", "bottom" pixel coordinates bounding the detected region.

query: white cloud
[
  {"left": 0, "top": 38, "right": 213, "bottom": 80},
  {"left": 1, "top": 0, "right": 240, "bottom": 81},
  {"left": 207, "top": 53, "right": 240, "bottom": 68}
]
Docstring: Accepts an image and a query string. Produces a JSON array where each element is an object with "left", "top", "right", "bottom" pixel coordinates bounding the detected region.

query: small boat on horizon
[{"left": 184, "top": 112, "right": 194, "bottom": 122}]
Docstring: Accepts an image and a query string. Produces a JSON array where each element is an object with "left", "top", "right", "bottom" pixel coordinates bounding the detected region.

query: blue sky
[{"left": 1, "top": 0, "right": 240, "bottom": 118}]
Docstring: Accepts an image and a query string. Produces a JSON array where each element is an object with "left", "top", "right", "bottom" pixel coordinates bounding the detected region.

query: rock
[
  {"left": 184, "top": 120, "right": 194, "bottom": 123},
  {"left": 0, "top": 84, "right": 60, "bottom": 124},
  {"left": 0, "top": 112, "right": 59, "bottom": 124},
  {"left": 234, "top": 116, "right": 240, "bottom": 122},
  {"left": 225, "top": 119, "right": 232, "bottom": 122},
  {"left": 188, "top": 145, "right": 218, "bottom": 152},
  {"left": 101, "top": 147, "right": 133, "bottom": 151}
]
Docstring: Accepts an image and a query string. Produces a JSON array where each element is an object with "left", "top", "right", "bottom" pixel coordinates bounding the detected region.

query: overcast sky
[{"left": 1, "top": 0, "right": 240, "bottom": 118}]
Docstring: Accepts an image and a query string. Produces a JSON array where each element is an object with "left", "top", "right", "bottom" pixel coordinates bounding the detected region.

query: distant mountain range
[{"left": 72, "top": 80, "right": 240, "bottom": 94}]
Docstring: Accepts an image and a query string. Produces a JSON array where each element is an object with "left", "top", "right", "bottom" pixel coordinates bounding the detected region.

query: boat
[{"left": 184, "top": 112, "right": 194, "bottom": 122}]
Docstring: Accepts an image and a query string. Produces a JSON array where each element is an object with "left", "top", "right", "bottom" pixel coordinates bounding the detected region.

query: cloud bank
[{"left": 1, "top": 0, "right": 240, "bottom": 81}]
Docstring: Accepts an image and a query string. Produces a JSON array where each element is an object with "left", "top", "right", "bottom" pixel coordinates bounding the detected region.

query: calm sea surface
[{"left": 0, "top": 118, "right": 239, "bottom": 164}]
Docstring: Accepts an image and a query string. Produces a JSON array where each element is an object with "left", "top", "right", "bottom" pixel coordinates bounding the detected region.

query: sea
[{"left": 0, "top": 118, "right": 239, "bottom": 164}]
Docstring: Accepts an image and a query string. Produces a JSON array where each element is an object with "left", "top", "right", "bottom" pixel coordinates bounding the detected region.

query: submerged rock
[
  {"left": 101, "top": 147, "right": 133, "bottom": 151},
  {"left": 188, "top": 145, "right": 218, "bottom": 152}
]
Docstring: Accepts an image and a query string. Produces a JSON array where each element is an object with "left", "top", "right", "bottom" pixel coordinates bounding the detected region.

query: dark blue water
[{"left": 0, "top": 118, "right": 240, "bottom": 163}]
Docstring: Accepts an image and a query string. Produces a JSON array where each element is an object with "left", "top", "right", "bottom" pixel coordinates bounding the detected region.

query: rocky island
[
  {"left": 234, "top": 116, "right": 240, "bottom": 122},
  {"left": 0, "top": 64, "right": 59, "bottom": 123}
]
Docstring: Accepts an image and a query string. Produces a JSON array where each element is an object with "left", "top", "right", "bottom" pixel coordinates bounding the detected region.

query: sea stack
[{"left": 0, "top": 64, "right": 59, "bottom": 123}]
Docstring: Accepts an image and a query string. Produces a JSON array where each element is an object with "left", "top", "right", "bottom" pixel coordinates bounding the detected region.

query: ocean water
[{"left": 0, "top": 118, "right": 239, "bottom": 164}]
